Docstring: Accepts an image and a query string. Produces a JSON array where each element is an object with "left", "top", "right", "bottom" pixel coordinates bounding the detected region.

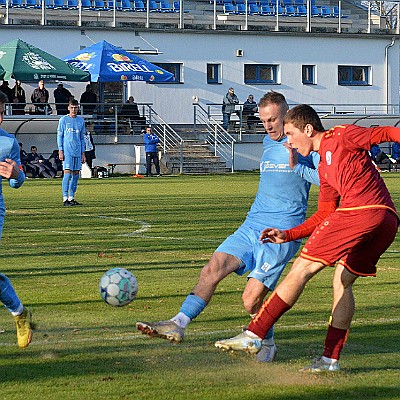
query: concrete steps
[{"left": 162, "top": 141, "right": 231, "bottom": 174}]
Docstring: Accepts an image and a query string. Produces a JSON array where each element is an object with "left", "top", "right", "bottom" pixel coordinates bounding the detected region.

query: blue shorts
[
  {"left": 215, "top": 224, "right": 301, "bottom": 290},
  {"left": 63, "top": 154, "right": 82, "bottom": 171}
]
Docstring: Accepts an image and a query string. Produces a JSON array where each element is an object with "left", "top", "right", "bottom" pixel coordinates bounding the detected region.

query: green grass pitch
[{"left": 0, "top": 173, "right": 399, "bottom": 400}]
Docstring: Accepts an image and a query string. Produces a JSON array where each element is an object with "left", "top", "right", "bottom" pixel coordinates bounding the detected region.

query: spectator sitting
[
  {"left": 80, "top": 84, "right": 97, "bottom": 115},
  {"left": 242, "top": 94, "right": 260, "bottom": 131},
  {"left": 27, "top": 146, "right": 56, "bottom": 178},
  {"left": 48, "top": 149, "right": 63, "bottom": 177},
  {"left": 370, "top": 144, "right": 391, "bottom": 165},
  {"left": 120, "top": 96, "right": 146, "bottom": 132},
  {"left": 391, "top": 141, "right": 400, "bottom": 162},
  {"left": 35, "top": 96, "right": 52, "bottom": 115}
]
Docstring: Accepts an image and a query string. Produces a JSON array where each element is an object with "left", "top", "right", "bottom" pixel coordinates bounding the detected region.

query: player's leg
[
  {"left": 69, "top": 171, "right": 81, "bottom": 205},
  {"left": 303, "top": 264, "right": 358, "bottom": 372},
  {"left": 242, "top": 278, "right": 277, "bottom": 362},
  {"left": 215, "top": 257, "right": 325, "bottom": 353},
  {"left": 0, "top": 273, "right": 33, "bottom": 349},
  {"left": 136, "top": 251, "right": 241, "bottom": 343},
  {"left": 62, "top": 168, "right": 72, "bottom": 206}
]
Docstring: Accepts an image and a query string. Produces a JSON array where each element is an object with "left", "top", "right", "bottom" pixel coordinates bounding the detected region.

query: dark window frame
[
  {"left": 244, "top": 64, "right": 279, "bottom": 84},
  {"left": 338, "top": 65, "right": 370, "bottom": 86},
  {"left": 151, "top": 62, "right": 182, "bottom": 84},
  {"left": 302, "top": 65, "right": 315, "bottom": 85},
  {"left": 207, "top": 63, "right": 221, "bottom": 84}
]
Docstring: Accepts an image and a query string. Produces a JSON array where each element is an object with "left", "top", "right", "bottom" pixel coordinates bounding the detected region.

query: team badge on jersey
[{"left": 325, "top": 151, "right": 332, "bottom": 165}]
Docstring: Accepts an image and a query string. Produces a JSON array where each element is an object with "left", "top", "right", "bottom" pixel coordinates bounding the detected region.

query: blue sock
[
  {"left": 69, "top": 174, "right": 79, "bottom": 198},
  {"left": 179, "top": 294, "right": 207, "bottom": 320},
  {"left": 265, "top": 326, "right": 274, "bottom": 341},
  {"left": 62, "top": 173, "right": 72, "bottom": 198},
  {"left": 0, "top": 274, "right": 22, "bottom": 313}
]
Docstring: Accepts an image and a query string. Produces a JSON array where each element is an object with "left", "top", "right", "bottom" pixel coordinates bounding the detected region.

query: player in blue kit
[
  {"left": 0, "top": 90, "right": 33, "bottom": 349},
  {"left": 136, "top": 92, "right": 320, "bottom": 362},
  {"left": 57, "top": 99, "right": 86, "bottom": 206}
]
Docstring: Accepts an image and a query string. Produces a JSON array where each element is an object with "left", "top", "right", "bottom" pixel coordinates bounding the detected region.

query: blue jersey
[
  {"left": 57, "top": 115, "right": 85, "bottom": 157},
  {"left": 0, "top": 128, "right": 25, "bottom": 236},
  {"left": 243, "top": 135, "right": 318, "bottom": 231}
]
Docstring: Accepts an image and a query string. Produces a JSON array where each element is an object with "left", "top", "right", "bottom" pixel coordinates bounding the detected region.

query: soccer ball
[{"left": 99, "top": 268, "right": 138, "bottom": 306}]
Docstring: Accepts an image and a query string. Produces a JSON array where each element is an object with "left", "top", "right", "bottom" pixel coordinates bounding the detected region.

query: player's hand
[
  {"left": 283, "top": 142, "right": 298, "bottom": 170},
  {"left": 260, "top": 228, "right": 287, "bottom": 244},
  {"left": 82, "top": 153, "right": 86, "bottom": 164},
  {"left": 0, "top": 158, "right": 20, "bottom": 179},
  {"left": 59, "top": 150, "right": 64, "bottom": 161}
]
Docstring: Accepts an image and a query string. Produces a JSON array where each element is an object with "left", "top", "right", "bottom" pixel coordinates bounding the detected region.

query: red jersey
[{"left": 318, "top": 124, "right": 399, "bottom": 213}]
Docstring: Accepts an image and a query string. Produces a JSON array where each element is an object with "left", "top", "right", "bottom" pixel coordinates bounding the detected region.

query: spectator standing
[
  {"left": 57, "top": 99, "right": 86, "bottom": 206},
  {"left": 53, "top": 83, "right": 73, "bottom": 115},
  {"left": 11, "top": 80, "right": 26, "bottom": 115},
  {"left": 79, "top": 84, "right": 97, "bottom": 115},
  {"left": 215, "top": 104, "right": 399, "bottom": 373},
  {"left": 84, "top": 123, "right": 96, "bottom": 170},
  {"left": 0, "top": 81, "right": 13, "bottom": 103},
  {"left": 222, "top": 87, "right": 239, "bottom": 131},
  {"left": 31, "top": 80, "right": 49, "bottom": 114},
  {"left": 0, "top": 91, "right": 33, "bottom": 349},
  {"left": 242, "top": 94, "right": 260, "bottom": 130},
  {"left": 143, "top": 126, "right": 161, "bottom": 177}
]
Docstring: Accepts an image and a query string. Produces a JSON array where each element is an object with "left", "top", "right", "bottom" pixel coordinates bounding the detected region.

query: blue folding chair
[
  {"left": 285, "top": 5, "right": 296, "bottom": 15},
  {"left": 160, "top": 0, "right": 172, "bottom": 12},
  {"left": 120, "top": 0, "right": 132, "bottom": 10},
  {"left": 248, "top": 3, "right": 260, "bottom": 14},
  {"left": 260, "top": 3, "right": 273, "bottom": 15},
  {"left": 297, "top": 4, "right": 306, "bottom": 16},
  {"left": 81, "top": 0, "right": 93, "bottom": 8},
  {"left": 67, "top": 0, "right": 78, "bottom": 8},
  {"left": 149, "top": 0, "right": 160, "bottom": 11},
  {"left": 235, "top": 3, "right": 245, "bottom": 13},
  {"left": 311, "top": 5, "right": 319, "bottom": 16},
  {"left": 320, "top": 5, "right": 331, "bottom": 17}
]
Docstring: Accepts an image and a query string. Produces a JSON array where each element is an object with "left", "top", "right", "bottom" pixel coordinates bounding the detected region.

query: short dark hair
[
  {"left": 69, "top": 99, "right": 79, "bottom": 106},
  {"left": 258, "top": 91, "right": 288, "bottom": 113},
  {"left": 284, "top": 104, "right": 325, "bottom": 132}
]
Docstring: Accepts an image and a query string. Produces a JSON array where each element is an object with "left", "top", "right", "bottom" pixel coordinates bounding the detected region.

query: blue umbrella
[{"left": 64, "top": 40, "right": 174, "bottom": 83}]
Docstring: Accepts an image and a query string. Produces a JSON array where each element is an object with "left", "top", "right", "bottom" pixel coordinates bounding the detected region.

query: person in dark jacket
[{"left": 143, "top": 126, "right": 160, "bottom": 177}]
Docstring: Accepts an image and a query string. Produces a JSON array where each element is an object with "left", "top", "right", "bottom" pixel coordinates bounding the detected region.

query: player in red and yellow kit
[{"left": 214, "top": 104, "right": 399, "bottom": 372}]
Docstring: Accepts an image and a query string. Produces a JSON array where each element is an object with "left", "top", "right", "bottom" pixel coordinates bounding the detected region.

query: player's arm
[
  {"left": 284, "top": 143, "right": 320, "bottom": 186},
  {"left": 369, "top": 126, "right": 400, "bottom": 146},
  {"left": 260, "top": 182, "right": 339, "bottom": 244},
  {"left": 6, "top": 139, "right": 25, "bottom": 189}
]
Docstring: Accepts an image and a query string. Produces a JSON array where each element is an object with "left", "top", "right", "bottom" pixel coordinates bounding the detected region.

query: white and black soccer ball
[{"left": 99, "top": 268, "right": 138, "bottom": 306}]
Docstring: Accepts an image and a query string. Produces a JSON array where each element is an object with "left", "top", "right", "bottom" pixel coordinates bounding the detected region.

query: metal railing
[{"left": 193, "top": 102, "right": 236, "bottom": 173}]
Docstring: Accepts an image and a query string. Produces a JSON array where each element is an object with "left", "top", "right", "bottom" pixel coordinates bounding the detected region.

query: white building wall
[{"left": 0, "top": 26, "right": 398, "bottom": 124}]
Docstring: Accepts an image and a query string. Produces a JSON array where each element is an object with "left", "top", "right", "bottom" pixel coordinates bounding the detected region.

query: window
[
  {"left": 338, "top": 66, "right": 370, "bottom": 85},
  {"left": 244, "top": 64, "right": 278, "bottom": 84},
  {"left": 152, "top": 63, "right": 182, "bottom": 83},
  {"left": 207, "top": 63, "right": 221, "bottom": 84},
  {"left": 302, "top": 65, "right": 315, "bottom": 85}
]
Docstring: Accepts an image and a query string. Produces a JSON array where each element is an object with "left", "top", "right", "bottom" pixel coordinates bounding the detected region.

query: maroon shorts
[{"left": 300, "top": 208, "right": 398, "bottom": 276}]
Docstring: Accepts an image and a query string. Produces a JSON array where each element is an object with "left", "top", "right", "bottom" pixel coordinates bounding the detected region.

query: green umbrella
[{"left": 0, "top": 39, "right": 90, "bottom": 82}]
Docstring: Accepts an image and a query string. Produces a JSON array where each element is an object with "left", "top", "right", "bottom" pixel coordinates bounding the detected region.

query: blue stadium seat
[
  {"left": 149, "top": 0, "right": 160, "bottom": 11},
  {"left": 81, "top": 0, "right": 93, "bottom": 8},
  {"left": 0, "top": 0, "right": 7, "bottom": 7},
  {"left": 223, "top": 2, "right": 235, "bottom": 13},
  {"left": 53, "top": 0, "right": 66, "bottom": 8},
  {"left": 25, "top": 0, "right": 40, "bottom": 7},
  {"left": 320, "top": 5, "right": 332, "bottom": 17},
  {"left": 281, "top": 0, "right": 292, "bottom": 6},
  {"left": 120, "top": 0, "right": 132, "bottom": 9},
  {"left": 260, "top": 3, "right": 273, "bottom": 15},
  {"left": 311, "top": 5, "right": 319, "bottom": 16},
  {"left": 160, "top": 0, "right": 173, "bottom": 12},
  {"left": 297, "top": 4, "right": 306, "bottom": 15},
  {"left": 285, "top": 4, "right": 296, "bottom": 15},
  {"left": 93, "top": 0, "right": 109, "bottom": 9},
  {"left": 67, "top": 0, "right": 78, "bottom": 8},
  {"left": 333, "top": 5, "right": 347, "bottom": 18},
  {"left": 235, "top": 3, "right": 245, "bottom": 13},
  {"left": 248, "top": 3, "right": 260, "bottom": 14},
  {"left": 273, "top": 4, "right": 284, "bottom": 15},
  {"left": 293, "top": 0, "right": 303, "bottom": 6},
  {"left": 134, "top": 0, "right": 145, "bottom": 11},
  {"left": 10, "top": 0, "right": 24, "bottom": 7}
]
